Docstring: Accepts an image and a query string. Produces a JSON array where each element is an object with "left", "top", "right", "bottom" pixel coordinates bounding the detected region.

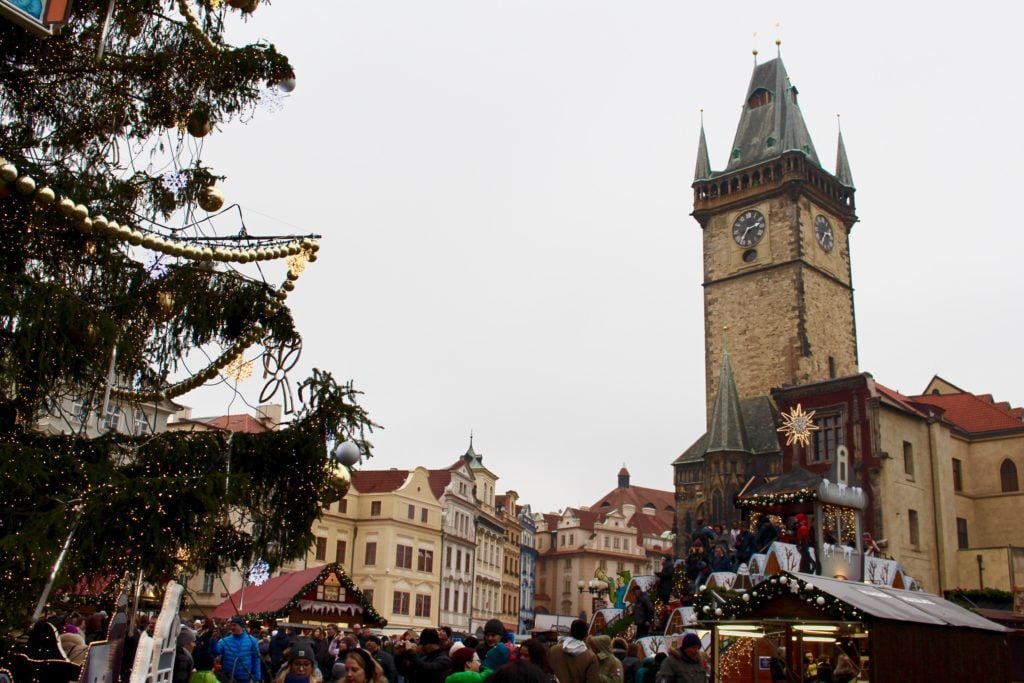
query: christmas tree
[{"left": 0, "top": 0, "right": 373, "bottom": 630}]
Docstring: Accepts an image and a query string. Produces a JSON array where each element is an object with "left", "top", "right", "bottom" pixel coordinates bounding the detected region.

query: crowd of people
[{"left": 165, "top": 616, "right": 711, "bottom": 683}]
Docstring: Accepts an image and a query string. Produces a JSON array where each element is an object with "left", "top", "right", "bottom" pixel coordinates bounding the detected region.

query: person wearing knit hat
[
  {"left": 394, "top": 627, "right": 450, "bottom": 683},
  {"left": 658, "top": 633, "right": 705, "bottom": 683},
  {"left": 173, "top": 627, "right": 198, "bottom": 683},
  {"left": 475, "top": 619, "right": 506, "bottom": 665}
]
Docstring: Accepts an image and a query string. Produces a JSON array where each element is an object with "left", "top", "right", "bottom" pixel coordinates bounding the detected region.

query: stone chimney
[{"left": 256, "top": 403, "right": 282, "bottom": 429}]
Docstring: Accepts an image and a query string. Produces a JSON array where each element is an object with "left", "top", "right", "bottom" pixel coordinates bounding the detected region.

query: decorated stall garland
[
  {"left": 234, "top": 562, "right": 387, "bottom": 627},
  {"left": 692, "top": 573, "right": 860, "bottom": 622}
]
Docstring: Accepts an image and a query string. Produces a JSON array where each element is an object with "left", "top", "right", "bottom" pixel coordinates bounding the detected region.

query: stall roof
[
  {"left": 212, "top": 565, "right": 323, "bottom": 619},
  {"left": 790, "top": 573, "right": 1009, "bottom": 632}
]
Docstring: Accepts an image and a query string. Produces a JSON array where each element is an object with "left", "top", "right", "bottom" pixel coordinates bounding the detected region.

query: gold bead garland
[{"left": 1, "top": 162, "right": 321, "bottom": 402}]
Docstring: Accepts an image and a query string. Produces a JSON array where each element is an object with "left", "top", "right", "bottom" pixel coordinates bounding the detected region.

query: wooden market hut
[
  {"left": 211, "top": 563, "right": 384, "bottom": 627},
  {"left": 700, "top": 572, "right": 1010, "bottom": 683}
]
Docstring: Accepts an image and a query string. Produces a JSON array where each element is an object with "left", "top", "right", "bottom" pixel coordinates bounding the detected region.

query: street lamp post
[{"left": 577, "top": 579, "right": 610, "bottom": 618}]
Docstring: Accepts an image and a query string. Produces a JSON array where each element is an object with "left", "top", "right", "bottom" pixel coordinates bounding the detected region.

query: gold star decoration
[
  {"left": 225, "top": 355, "right": 254, "bottom": 383},
  {"left": 287, "top": 251, "right": 307, "bottom": 277},
  {"left": 777, "top": 403, "right": 819, "bottom": 447}
]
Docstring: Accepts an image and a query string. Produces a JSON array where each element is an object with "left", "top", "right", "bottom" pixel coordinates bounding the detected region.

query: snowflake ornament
[
  {"left": 258, "top": 86, "right": 288, "bottom": 114},
  {"left": 161, "top": 170, "right": 189, "bottom": 194}
]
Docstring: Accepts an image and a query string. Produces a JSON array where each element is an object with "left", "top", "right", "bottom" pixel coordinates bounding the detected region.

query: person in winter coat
[
  {"left": 587, "top": 635, "right": 623, "bottom": 683},
  {"left": 547, "top": 620, "right": 599, "bottom": 683},
  {"left": 632, "top": 591, "right": 655, "bottom": 639},
  {"left": 655, "top": 634, "right": 705, "bottom": 683},
  {"left": 393, "top": 629, "right": 451, "bottom": 683},
  {"left": 619, "top": 642, "right": 642, "bottom": 683},
  {"left": 174, "top": 628, "right": 197, "bottom": 683},
  {"left": 212, "top": 617, "right": 262, "bottom": 683}
]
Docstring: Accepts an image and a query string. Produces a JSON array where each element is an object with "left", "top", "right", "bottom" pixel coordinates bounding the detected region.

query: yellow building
[
  {"left": 496, "top": 491, "right": 523, "bottom": 632},
  {"left": 345, "top": 466, "right": 443, "bottom": 632}
]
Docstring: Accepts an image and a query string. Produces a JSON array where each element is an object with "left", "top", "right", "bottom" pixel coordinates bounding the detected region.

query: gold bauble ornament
[
  {"left": 186, "top": 110, "right": 213, "bottom": 138},
  {"left": 15, "top": 176, "right": 35, "bottom": 194},
  {"left": 0, "top": 163, "right": 18, "bottom": 182},
  {"left": 34, "top": 186, "right": 55, "bottom": 204},
  {"left": 197, "top": 185, "right": 225, "bottom": 212},
  {"left": 324, "top": 461, "right": 351, "bottom": 504}
]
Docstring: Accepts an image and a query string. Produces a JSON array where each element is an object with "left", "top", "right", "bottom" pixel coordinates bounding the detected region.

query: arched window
[{"left": 1001, "top": 459, "right": 1019, "bottom": 492}]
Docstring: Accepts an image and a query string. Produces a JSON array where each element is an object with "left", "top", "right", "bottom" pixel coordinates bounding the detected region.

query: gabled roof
[
  {"left": 351, "top": 469, "right": 410, "bottom": 493},
  {"left": 725, "top": 57, "right": 820, "bottom": 173},
  {"left": 192, "top": 413, "right": 269, "bottom": 433},
  {"left": 560, "top": 507, "right": 600, "bottom": 531},
  {"left": 910, "top": 390, "right": 1024, "bottom": 435},
  {"left": 874, "top": 383, "right": 930, "bottom": 419},
  {"left": 426, "top": 469, "right": 452, "bottom": 500}
]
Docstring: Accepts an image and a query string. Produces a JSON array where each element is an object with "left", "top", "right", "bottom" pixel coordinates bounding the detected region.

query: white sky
[{"left": 188, "top": 1, "right": 1024, "bottom": 514}]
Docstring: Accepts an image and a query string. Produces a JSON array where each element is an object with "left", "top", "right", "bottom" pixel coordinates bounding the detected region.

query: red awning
[{"left": 211, "top": 565, "right": 324, "bottom": 619}]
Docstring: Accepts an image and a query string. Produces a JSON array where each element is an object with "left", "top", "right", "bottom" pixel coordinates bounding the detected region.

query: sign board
[{"left": 0, "top": 0, "right": 73, "bottom": 35}]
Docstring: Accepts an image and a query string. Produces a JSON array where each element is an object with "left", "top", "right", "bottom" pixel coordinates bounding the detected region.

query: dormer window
[{"left": 747, "top": 88, "right": 772, "bottom": 109}]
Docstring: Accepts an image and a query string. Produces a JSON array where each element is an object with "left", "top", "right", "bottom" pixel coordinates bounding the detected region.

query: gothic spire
[
  {"left": 835, "top": 125, "right": 855, "bottom": 188},
  {"left": 706, "top": 345, "right": 751, "bottom": 454},
  {"left": 725, "top": 56, "right": 819, "bottom": 172},
  {"left": 694, "top": 112, "right": 712, "bottom": 182}
]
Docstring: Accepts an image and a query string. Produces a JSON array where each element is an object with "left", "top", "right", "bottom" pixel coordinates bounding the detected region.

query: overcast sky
[{"left": 186, "top": 1, "right": 1024, "bottom": 514}]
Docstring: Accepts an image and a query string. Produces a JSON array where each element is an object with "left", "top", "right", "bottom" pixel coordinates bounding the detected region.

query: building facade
[
  {"left": 517, "top": 502, "right": 538, "bottom": 634},
  {"left": 676, "top": 54, "right": 1024, "bottom": 598},
  {"left": 432, "top": 461, "right": 477, "bottom": 634}
]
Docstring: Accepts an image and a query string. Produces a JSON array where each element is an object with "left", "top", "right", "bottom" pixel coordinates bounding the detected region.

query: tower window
[
  {"left": 1001, "top": 459, "right": 1019, "bottom": 492},
  {"left": 747, "top": 88, "right": 772, "bottom": 109},
  {"left": 732, "top": 148, "right": 742, "bottom": 161},
  {"left": 765, "top": 136, "right": 776, "bottom": 148},
  {"left": 908, "top": 509, "right": 920, "bottom": 546},
  {"left": 952, "top": 459, "right": 963, "bottom": 492}
]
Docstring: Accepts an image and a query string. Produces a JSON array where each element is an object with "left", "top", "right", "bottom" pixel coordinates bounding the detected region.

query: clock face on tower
[
  {"left": 814, "top": 214, "right": 834, "bottom": 252},
  {"left": 732, "top": 210, "right": 766, "bottom": 247}
]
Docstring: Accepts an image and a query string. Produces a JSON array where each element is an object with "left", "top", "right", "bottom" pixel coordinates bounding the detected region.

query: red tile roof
[
  {"left": 426, "top": 470, "right": 452, "bottom": 500},
  {"left": 211, "top": 564, "right": 323, "bottom": 619},
  {"left": 874, "top": 383, "right": 930, "bottom": 419},
  {"left": 351, "top": 469, "right": 410, "bottom": 493},
  {"left": 591, "top": 483, "right": 676, "bottom": 539},
  {"left": 199, "top": 414, "right": 269, "bottom": 433},
  {"left": 910, "top": 391, "right": 1024, "bottom": 435}
]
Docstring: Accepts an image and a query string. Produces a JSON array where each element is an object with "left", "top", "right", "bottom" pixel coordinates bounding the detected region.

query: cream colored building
[
  {"left": 431, "top": 460, "right": 477, "bottom": 633},
  {"left": 458, "top": 440, "right": 505, "bottom": 633},
  {"left": 534, "top": 470, "right": 673, "bottom": 620},
  {"left": 343, "top": 466, "right": 443, "bottom": 632},
  {"left": 496, "top": 491, "right": 523, "bottom": 631}
]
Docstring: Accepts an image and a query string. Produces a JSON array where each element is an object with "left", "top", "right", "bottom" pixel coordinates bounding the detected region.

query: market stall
[
  {"left": 695, "top": 572, "right": 1010, "bottom": 682},
  {"left": 211, "top": 563, "right": 385, "bottom": 627}
]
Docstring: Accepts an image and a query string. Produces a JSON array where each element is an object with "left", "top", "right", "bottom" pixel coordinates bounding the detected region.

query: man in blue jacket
[{"left": 212, "top": 617, "right": 262, "bottom": 683}]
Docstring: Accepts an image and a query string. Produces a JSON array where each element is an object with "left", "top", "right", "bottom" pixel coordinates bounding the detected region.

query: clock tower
[{"left": 693, "top": 56, "right": 859, "bottom": 416}]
